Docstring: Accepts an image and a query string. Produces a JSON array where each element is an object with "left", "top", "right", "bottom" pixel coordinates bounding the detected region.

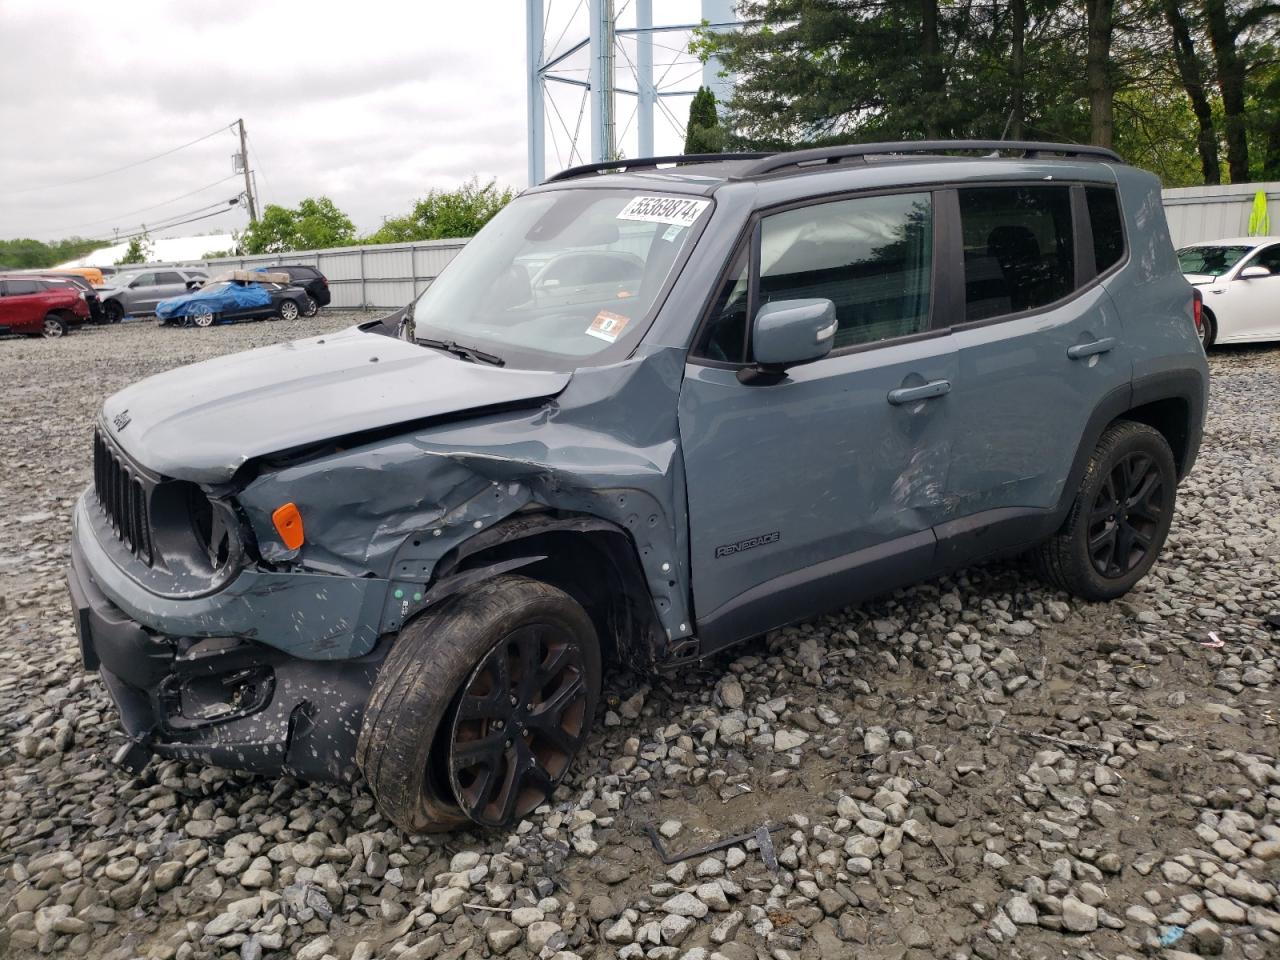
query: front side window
[
  {"left": 698, "top": 251, "right": 749, "bottom": 362},
  {"left": 1242, "top": 244, "right": 1280, "bottom": 274},
  {"left": 960, "top": 185, "right": 1074, "bottom": 321},
  {"left": 130, "top": 273, "right": 156, "bottom": 288},
  {"left": 411, "top": 189, "right": 709, "bottom": 370},
  {"left": 156, "top": 271, "right": 184, "bottom": 284},
  {"left": 757, "top": 193, "right": 933, "bottom": 350},
  {"left": 1176, "top": 245, "right": 1252, "bottom": 277}
]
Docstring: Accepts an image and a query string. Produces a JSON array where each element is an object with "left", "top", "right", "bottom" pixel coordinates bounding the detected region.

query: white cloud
[{"left": 0, "top": 0, "right": 713, "bottom": 244}]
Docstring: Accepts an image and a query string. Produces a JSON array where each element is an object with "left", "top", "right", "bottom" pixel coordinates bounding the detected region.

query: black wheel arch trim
[{"left": 416, "top": 511, "right": 670, "bottom": 671}]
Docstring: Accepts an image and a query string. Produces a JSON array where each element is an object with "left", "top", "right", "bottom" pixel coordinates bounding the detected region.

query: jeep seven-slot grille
[{"left": 93, "top": 430, "right": 154, "bottom": 565}]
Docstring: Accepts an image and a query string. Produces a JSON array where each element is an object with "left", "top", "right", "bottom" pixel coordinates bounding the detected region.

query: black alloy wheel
[
  {"left": 447, "top": 623, "right": 592, "bottom": 827},
  {"left": 1087, "top": 451, "right": 1167, "bottom": 579}
]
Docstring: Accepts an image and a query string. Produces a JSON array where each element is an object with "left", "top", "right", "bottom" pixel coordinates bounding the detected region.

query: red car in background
[{"left": 0, "top": 276, "right": 90, "bottom": 337}]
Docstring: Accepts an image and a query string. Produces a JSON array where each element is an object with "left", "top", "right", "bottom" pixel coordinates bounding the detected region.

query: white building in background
[{"left": 57, "top": 233, "right": 236, "bottom": 268}]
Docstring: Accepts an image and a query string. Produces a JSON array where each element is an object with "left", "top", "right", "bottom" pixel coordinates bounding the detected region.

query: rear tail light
[{"left": 1192, "top": 288, "right": 1203, "bottom": 334}]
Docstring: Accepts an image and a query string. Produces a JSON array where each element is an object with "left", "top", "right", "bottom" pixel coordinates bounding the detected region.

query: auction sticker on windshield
[
  {"left": 617, "top": 196, "right": 710, "bottom": 228},
  {"left": 586, "top": 310, "right": 630, "bottom": 343}
]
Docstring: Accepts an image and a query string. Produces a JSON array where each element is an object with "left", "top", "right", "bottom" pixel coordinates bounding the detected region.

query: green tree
[
  {"left": 693, "top": 0, "right": 1279, "bottom": 186},
  {"left": 240, "top": 197, "right": 356, "bottom": 254},
  {"left": 115, "top": 232, "right": 153, "bottom": 265},
  {"left": 0, "top": 236, "right": 99, "bottom": 269},
  {"left": 684, "top": 86, "right": 726, "bottom": 153},
  {"left": 365, "top": 179, "right": 515, "bottom": 244}
]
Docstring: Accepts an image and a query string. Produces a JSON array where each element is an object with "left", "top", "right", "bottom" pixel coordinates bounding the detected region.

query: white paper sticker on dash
[
  {"left": 586, "top": 310, "right": 631, "bottom": 343},
  {"left": 617, "top": 196, "right": 710, "bottom": 227}
]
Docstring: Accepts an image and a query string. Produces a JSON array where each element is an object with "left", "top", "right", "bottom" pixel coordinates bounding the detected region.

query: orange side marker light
[{"left": 272, "top": 502, "right": 305, "bottom": 550}]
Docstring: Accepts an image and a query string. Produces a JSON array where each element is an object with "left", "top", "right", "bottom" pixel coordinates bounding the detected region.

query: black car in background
[{"left": 254, "top": 264, "right": 330, "bottom": 310}]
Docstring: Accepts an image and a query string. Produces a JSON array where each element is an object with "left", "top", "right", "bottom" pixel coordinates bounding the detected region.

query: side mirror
[
  {"left": 1239, "top": 265, "right": 1271, "bottom": 279},
  {"left": 740, "top": 299, "right": 836, "bottom": 384}
]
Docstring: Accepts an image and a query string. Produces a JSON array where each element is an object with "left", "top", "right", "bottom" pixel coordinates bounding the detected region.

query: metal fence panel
[
  {"left": 129, "top": 186, "right": 1276, "bottom": 311},
  {"left": 1162, "top": 182, "right": 1278, "bottom": 247}
]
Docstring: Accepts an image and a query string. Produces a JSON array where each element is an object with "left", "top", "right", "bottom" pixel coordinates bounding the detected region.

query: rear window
[
  {"left": 1086, "top": 186, "right": 1125, "bottom": 274},
  {"left": 959, "top": 185, "right": 1075, "bottom": 321}
]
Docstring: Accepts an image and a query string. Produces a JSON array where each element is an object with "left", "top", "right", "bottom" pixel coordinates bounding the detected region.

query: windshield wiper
[{"left": 418, "top": 337, "right": 505, "bottom": 367}]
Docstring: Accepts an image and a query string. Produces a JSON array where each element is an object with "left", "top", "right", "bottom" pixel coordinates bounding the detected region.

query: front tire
[
  {"left": 1034, "top": 421, "right": 1177, "bottom": 601},
  {"left": 301, "top": 295, "right": 319, "bottom": 317},
  {"left": 104, "top": 301, "right": 124, "bottom": 324},
  {"left": 1200, "top": 308, "right": 1218, "bottom": 349},
  {"left": 357, "top": 576, "right": 601, "bottom": 832},
  {"left": 189, "top": 304, "right": 216, "bottom": 328}
]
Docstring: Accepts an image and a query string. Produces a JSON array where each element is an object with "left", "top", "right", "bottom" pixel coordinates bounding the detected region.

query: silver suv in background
[{"left": 99, "top": 268, "right": 207, "bottom": 322}]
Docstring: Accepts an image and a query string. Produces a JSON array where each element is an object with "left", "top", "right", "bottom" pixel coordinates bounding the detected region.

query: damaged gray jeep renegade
[{"left": 68, "top": 141, "right": 1208, "bottom": 831}]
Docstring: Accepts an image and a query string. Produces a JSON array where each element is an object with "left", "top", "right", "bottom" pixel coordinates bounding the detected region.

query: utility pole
[{"left": 237, "top": 118, "right": 258, "bottom": 222}]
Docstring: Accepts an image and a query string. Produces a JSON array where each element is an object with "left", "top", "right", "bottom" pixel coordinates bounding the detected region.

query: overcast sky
[{"left": 0, "top": 0, "right": 708, "bottom": 243}]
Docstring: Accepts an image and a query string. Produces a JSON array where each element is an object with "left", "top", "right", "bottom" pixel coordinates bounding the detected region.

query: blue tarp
[{"left": 156, "top": 282, "right": 272, "bottom": 320}]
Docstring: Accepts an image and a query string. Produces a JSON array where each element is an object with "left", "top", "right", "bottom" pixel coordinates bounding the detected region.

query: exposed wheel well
[
  {"left": 448, "top": 522, "right": 664, "bottom": 672},
  {"left": 1117, "top": 397, "right": 1192, "bottom": 478}
]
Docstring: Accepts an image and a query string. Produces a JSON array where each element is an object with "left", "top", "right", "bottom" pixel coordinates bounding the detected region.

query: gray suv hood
[{"left": 101, "top": 325, "right": 571, "bottom": 484}]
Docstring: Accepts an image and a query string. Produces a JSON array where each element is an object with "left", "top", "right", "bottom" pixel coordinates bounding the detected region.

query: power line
[
  {"left": 102, "top": 200, "right": 242, "bottom": 247},
  {"left": 44, "top": 175, "right": 242, "bottom": 236},
  {"left": 1, "top": 124, "right": 234, "bottom": 198}
]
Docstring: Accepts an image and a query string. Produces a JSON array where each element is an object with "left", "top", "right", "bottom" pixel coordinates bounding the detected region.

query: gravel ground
[{"left": 1, "top": 317, "right": 1278, "bottom": 960}]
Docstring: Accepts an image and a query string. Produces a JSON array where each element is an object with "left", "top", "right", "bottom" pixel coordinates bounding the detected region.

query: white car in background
[{"left": 1177, "top": 237, "right": 1280, "bottom": 348}]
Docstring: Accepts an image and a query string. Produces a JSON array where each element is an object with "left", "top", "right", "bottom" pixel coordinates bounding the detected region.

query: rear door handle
[
  {"left": 1067, "top": 337, "right": 1115, "bottom": 360},
  {"left": 887, "top": 379, "right": 951, "bottom": 405}
]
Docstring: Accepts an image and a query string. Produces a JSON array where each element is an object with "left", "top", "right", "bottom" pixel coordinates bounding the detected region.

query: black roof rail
[
  {"left": 544, "top": 152, "right": 771, "bottom": 183},
  {"left": 732, "top": 140, "right": 1123, "bottom": 179}
]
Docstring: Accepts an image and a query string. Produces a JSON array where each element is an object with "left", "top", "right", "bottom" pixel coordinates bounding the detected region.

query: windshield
[
  {"left": 1177, "top": 245, "right": 1252, "bottom": 277},
  {"left": 411, "top": 189, "right": 710, "bottom": 369}
]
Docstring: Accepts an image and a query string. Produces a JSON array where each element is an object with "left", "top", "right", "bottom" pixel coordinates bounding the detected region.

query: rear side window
[
  {"left": 757, "top": 192, "right": 933, "bottom": 350},
  {"left": 959, "top": 186, "right": 1074, "bottom": 321},
  {"left": 5, "top": 279, "right": 39, "bottom": 295},
  {"left": 1086, "top": 186, "right": 1125, "bottom": 274}
]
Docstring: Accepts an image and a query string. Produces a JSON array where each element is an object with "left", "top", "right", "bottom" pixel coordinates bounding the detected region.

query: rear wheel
[
  {"left": 278, "top": 299, "right": 300, "bottom": 321},
  {"left": 1034, "top": 421, "right": 1177, "bottom": 601},
  {"left": 357, "top": 576, "right": 601, "bottom": 832},
  {"left": 42, "top": 314, "right": 68, "bottom": 338}
]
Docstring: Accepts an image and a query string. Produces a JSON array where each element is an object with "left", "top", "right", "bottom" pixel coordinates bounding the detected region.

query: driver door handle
[
  {"left": 887, "top": 379, "right": 951, "bottom": 405},
  {"left": 1067, "top": 337, "right": 1115, "bottom": 360}
]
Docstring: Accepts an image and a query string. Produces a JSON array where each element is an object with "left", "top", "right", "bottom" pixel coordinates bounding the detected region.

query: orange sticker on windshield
[{"left": 586, "top": 310, "right": 630, "bottom": 343}]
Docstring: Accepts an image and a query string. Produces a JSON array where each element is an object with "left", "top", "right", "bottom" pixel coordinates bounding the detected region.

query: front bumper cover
[{"left": 68, "top": 510, "right": 388, "bottom": 782}]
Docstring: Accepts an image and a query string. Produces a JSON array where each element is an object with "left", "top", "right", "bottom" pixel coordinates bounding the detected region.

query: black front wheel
[
  {"left": 1200, "top": 308, "right": 1218, "bottom": 349},
  {"left": 104, "top": 301, "right": 124, "bottom": 324},
  {"left": 357, "top": 576, "right": 601, "bottom": 832},
  {"left": 1035, "top": 421, "right": 1177, "bottom": 601}
]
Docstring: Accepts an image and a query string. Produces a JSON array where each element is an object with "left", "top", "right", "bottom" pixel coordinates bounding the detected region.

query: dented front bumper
[{"left": 68, "top": 493, "right": 388, "bottom": 781}]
